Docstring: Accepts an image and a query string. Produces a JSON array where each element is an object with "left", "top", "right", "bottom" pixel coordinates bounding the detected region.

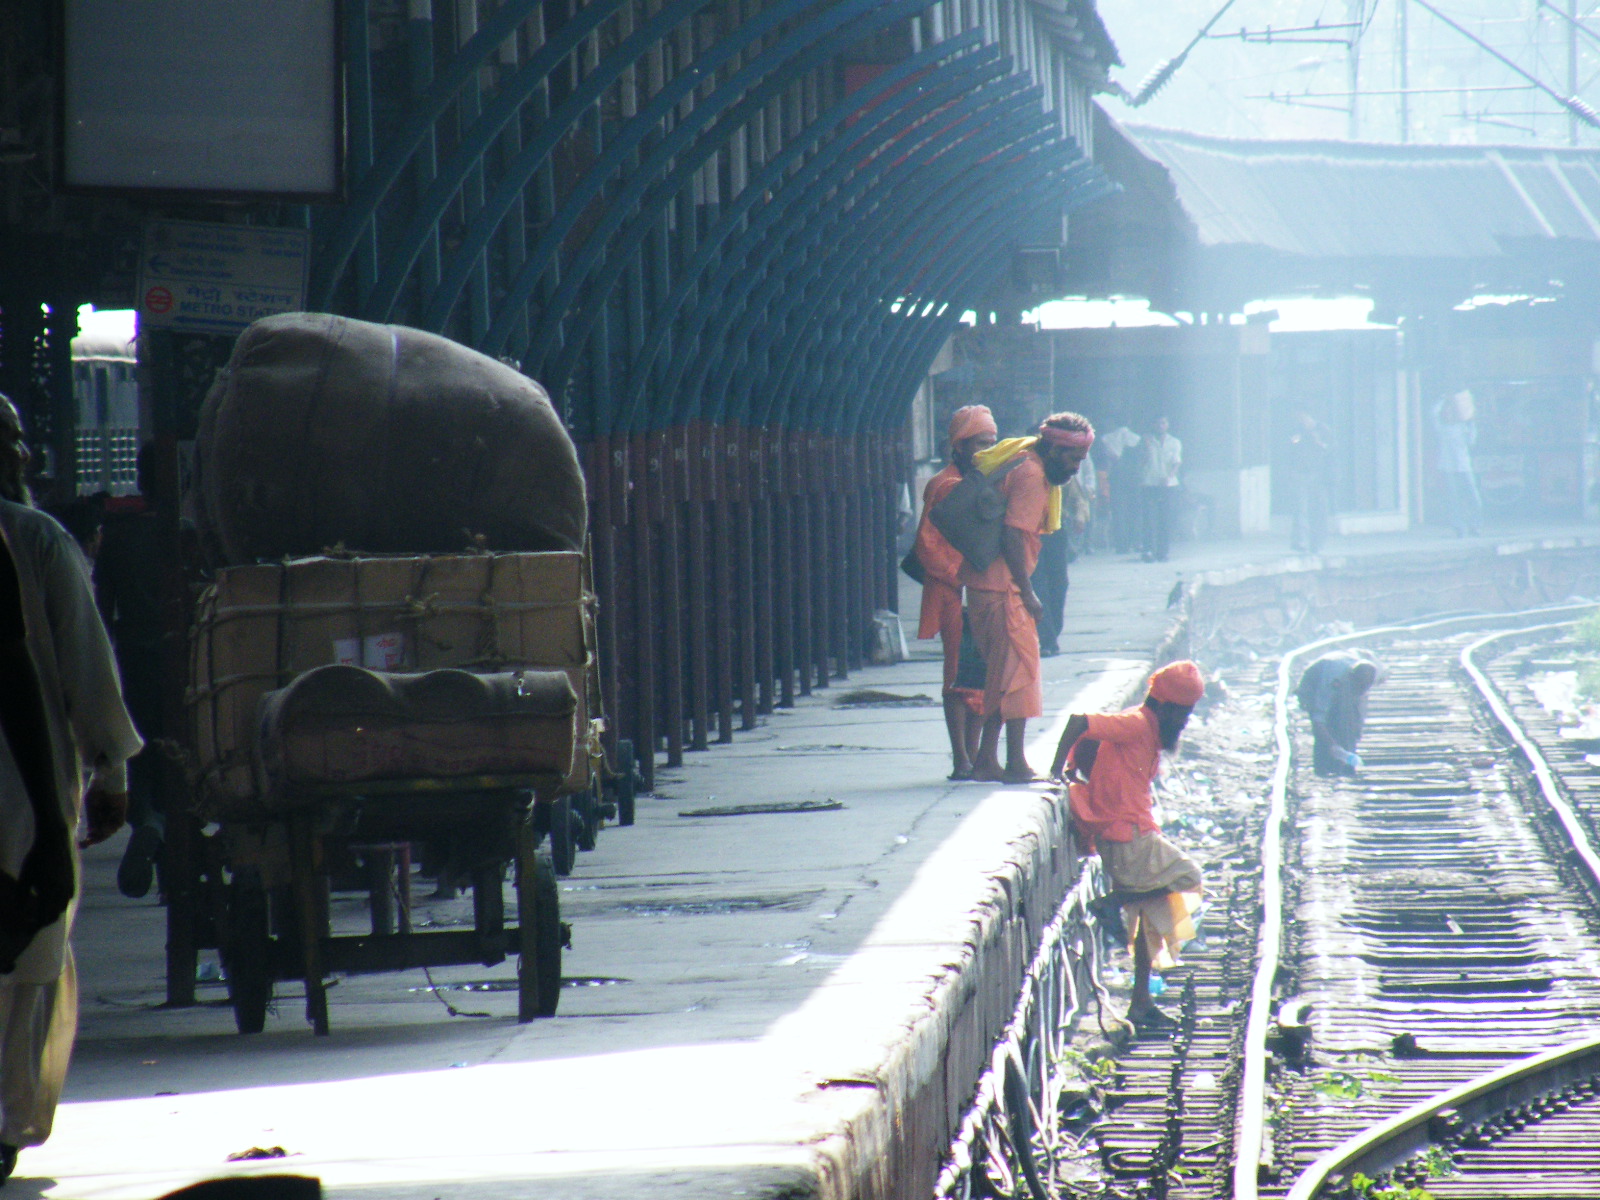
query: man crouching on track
[{"left": 1051, "top": 661, "right": 1206, "bottom": 1030}]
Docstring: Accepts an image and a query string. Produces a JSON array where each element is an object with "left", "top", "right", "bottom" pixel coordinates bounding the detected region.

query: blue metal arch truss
[{"left": 311, "top": 0, "right": 1122, "bottom": 788}]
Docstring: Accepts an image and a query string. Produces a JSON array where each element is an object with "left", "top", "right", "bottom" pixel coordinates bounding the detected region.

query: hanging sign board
[{"left": 137, "top": 221, "right": 309, "bottom": 335}]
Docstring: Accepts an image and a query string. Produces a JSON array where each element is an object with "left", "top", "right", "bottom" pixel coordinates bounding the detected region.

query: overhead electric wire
[
  {"left": 1248, "top": 82, "right": 1535, "bottom": 98},
  {"left": 1538, "top": 0, "right": 1600, "bottom": 51},
  {"left": 1205, "top": 19, "right": 1362, "bottom": 46},
  {"left": 1409, "top": 0, "right": 1600, "bottom": 127}
]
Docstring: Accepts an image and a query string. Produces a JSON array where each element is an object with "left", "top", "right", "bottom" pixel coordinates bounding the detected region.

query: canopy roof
[
  {"left": 1129, "top": 126, "right": 1600, "bottom": 256},
  {"left": 1110, "top": 124, "right": 1600, "bottom": 310}
]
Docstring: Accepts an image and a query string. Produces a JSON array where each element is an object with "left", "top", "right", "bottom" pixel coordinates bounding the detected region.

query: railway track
[
  {"left": 938, "top": 605, "right": 1600, "bottom": 1200},
  {"left": 1240, "top": 607, "right": 1600, "bottom": 1200}
]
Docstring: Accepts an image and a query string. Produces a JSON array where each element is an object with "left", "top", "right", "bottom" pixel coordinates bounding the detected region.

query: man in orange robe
[
  {"left": 915, "top": 406, "right": 996, "bottom": 779},
  {"left": 962, "top": 412, "right": 1094, "bottom": 783},
  {"left": 1052, "top": 660, "right": 1206, "bottom": 1029}
]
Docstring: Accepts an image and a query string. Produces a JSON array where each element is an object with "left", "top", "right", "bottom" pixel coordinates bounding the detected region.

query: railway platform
[{"left": 20, "top": 523, "right": 1600, "bottom": 1200}]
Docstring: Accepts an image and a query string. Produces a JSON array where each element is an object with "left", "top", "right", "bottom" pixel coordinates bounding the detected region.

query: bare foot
[
  {"left": 948, "top": 764, "right": 974, "bottom": 781},
  {"left": 970, "top": 758, "right": 1006, "bottom": 782},
  {"left": 1000, "top": 764, "right": 1041, "bottom": 785}
]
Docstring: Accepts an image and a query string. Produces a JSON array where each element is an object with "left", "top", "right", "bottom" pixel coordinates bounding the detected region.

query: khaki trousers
[{"left": 0, "top": 946, "right": 77, "bottom": 1148}]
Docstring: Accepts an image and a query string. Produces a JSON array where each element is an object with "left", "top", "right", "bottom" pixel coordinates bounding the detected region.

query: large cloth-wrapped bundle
[
  {"left": 256, "top": 666, "right": 578, "bottom": 800},
  {"left": 188, "top": 551, "right": 597, "bottom": 820},
  {"left": 196, "top": 312, "right": 586, "bottom": 564}
]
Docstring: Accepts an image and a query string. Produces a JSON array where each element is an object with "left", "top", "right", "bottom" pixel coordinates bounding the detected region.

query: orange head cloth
[
  {"left": 949, "top": 405, "right": 998, "bottom": 447},
  {"left": 1148, "top": 660, "right": 1205, "bottom": 706}
]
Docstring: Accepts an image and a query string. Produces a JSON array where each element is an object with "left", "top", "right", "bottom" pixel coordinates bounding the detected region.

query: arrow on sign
[{"left": 144, "top": 255, "right": 233, "bottom": 281}]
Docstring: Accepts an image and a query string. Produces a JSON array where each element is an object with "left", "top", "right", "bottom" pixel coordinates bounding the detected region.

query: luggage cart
[
  {"left": 176, "top": 550, "right": 641, "bottom": 1032},
  {"left": 218, "top": 772, "right": 568, "bottom": 1036}
]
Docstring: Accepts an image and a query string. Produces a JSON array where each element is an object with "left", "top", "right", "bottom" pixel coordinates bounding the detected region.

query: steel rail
[
  {"left": 1285, "top": 1035, "right": 1600, "bottom": 1200},
  {"left": 1462, "top": 620, "right": 1600, "bottom": 892},
  {"left": 1235, "top": 601, "right": 1600, "bottom": 1200}
]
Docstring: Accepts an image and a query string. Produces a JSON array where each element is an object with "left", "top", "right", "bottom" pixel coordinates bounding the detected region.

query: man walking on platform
[
  {"left": 961, "top": 412, "right": 1094, "bottom": 784},
  {"left": 1098, "top": 419, "right": 1141, "bottom": 555},
  {"left": 1433, "top": 390, "right": 1482, "bottom": 537},
  {"left": 0, "top": 395, "right": 142, "bottom": 1185},
  {"left": 1139, "top": 415, "right": 1182, "bottom": 563},
  {"left": 915, "top": 406, "right": 997, "bottom": 780},
  {"left": 1052, "top": 660, "right": 1207, "bottom": 1029},
  {"left": 1287, "top": 412, "right": 1333, "bottom": 554}
]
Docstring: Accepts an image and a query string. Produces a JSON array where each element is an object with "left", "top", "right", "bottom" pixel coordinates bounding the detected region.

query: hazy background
[{"left": 1097, "top": 0, "right": 1600, "bottom": 145}]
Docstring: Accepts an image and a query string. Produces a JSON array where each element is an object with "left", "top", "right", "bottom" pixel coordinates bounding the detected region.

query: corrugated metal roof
[{"left": 1126, "top": 126, "right": 1600, "bottom": 260}]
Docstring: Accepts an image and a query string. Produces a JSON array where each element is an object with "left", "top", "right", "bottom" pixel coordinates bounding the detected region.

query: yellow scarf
[{"left": 972, "top": 437, "right": 1062, "bottom": 534}]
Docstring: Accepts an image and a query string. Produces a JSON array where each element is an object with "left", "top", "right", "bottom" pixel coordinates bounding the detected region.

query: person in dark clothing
[
  {"left": 94, "top": 446, "right": 171, "bottom": 899},
  {"left": 1287, "top": 413, "right": 1333, "bottom": 554},
  {"left": 1295, "top": 652, "right": 1384, "bottom": 777},
  {"left": 45, "top": 498, "right": 103, "bottom": 568},
  {"left": 1031, "top": 479, "right": 1087, "bottom": 658},
  {"left": 1032, "top": 526, "right": 1070, "bottom": 658}
]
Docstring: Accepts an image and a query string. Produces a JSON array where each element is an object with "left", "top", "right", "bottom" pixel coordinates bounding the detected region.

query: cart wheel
[
  {"left": 615, "top": 739, "right": 637, "bottom": 826},
  {"left": 517, "top": 844, "right": 562, "bottom": 1020},
  {"left": 223, "top": 870, "right": 273, "bottom": 1034},
  {"left": 549, "top": 794, "right": 575, "bottom": 876},
  {"left": 575, "top": 784, "right": 599, "bottom": 853}
]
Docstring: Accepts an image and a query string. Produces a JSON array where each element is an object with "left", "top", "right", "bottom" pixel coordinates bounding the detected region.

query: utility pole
[
  {"left": 1569, "top": 0, "right": 1580, "bottom": 145},
  {"left": 1397, "top": 0, "right": 1410, "bottom": 143},
  {"left": 1348, "top": 0, "right": 1367, "bottom": 139}
]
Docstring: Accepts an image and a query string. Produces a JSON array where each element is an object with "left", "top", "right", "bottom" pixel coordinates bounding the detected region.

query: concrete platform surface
[{"left": 15, "top": 522, "right": 1599, "bottom": 1200}]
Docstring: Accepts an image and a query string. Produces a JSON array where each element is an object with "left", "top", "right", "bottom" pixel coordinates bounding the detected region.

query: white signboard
[{"left": 138, "top": 221, "right": 309, "bottom": 335}]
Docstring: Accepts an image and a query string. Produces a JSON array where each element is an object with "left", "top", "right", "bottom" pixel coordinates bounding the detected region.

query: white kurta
[{"left": 0, "top": 499, "right": 141, "bottom": 1147}]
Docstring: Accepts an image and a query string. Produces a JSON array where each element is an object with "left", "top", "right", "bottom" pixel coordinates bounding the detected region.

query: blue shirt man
[{"left": 1296, "top": 652, "right": 1383, "bottom": 777}]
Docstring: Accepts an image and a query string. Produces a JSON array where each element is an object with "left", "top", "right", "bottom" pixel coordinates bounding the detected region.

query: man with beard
[
  {"left": 914, "top": 406, "right": 997, "bottom": 780},
  {"left": 960, "top": 412, "right": 1094, "bottom": 784},
  {"left": 0, "top": 394, "right": 141, "bottom": 1183},
  {"left": 1051, "top": 660, "right": 1206, "bottom": 1029}
]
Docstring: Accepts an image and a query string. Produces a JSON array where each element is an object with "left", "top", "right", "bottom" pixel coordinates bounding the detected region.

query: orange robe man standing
[
  {"left": 915, "top": 406, "right": 996, "bottom": 779},
  {"left": 962, "top": 412, "right": 1094, "bottom": 783},
  {"left": 1052, "top": 660, "right": 1206, "bottom": 1029}
]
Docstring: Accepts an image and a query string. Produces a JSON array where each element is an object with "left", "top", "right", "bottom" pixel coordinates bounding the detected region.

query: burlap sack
[
  {"left": 196, "top": 312, "right": 586, "bottom": 564},
  {"left": 256, "top": 665, "right": 579, "bottom": 798}
]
